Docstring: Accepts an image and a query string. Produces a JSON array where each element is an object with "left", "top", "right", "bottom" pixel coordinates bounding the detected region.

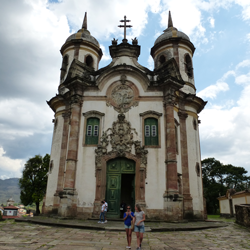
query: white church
[{"left": 43, "top": 12, "right": 207, "bottom": 221}]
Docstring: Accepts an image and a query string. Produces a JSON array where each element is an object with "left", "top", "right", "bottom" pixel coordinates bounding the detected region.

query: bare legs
[
  {"left": 136, "top": 232, "right": 143, "bottom": 248},
  {"left": 125, "top": 228, "right": 132, "bottom": 247}
]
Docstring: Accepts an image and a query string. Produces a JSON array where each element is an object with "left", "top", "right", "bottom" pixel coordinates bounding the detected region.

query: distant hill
[{"left": 0, "top": 178, "right": 20, "bottom": 205}]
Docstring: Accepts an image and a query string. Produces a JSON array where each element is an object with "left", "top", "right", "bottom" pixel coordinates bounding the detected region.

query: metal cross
[{"left": 118, "top": 16, "right": 132, "bottom": 41}]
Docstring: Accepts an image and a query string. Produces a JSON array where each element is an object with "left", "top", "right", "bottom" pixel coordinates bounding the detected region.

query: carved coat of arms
[{"left": 106, "top": 75, "right": 139, "bottom": 113}]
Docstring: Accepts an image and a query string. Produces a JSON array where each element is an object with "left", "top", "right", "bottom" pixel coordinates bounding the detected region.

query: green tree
[
  {"left": 19, "top": 154, "right": 50, "bottom": 215},
  {"left": 202, "top": 158, "right": 250, "bottom": 214}
]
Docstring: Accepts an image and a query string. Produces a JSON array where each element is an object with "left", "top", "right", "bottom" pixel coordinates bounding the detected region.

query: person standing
[
  {"left": 134, "top": 204, "right": 145, "bottom": 250},
  {"left": 98, "top": 201, "right": 105, "bottom": 223},
  {"left": 123, "top": 205, "right": 134, "bottom": 249},
  {"left": 120, "top": 201, "right": 127, "bottom": 218},
  {"left": 103, "top": 199, "right": 108, "bottom": 223}
]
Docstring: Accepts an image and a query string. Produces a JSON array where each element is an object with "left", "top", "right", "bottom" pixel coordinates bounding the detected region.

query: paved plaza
[{"left": 0, "top": 219, "right": 249, "bottom": 249}]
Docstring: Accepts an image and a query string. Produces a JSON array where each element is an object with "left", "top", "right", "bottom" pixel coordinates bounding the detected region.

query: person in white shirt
[
  {"left": 98, "top": 201, "right": 105, "bottom": 223},
  {"left": 103, "top": 199, "right": 108, "bottom": 223}
]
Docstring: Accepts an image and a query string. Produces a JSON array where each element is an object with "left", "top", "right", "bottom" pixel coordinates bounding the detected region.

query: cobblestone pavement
[{"left": 0, "top": 220, "right": 250, "bottom": 249}]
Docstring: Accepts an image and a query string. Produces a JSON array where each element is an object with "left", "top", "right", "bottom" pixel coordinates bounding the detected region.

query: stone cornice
[
  {"left": 109, "top": 42, "right": 140, "bottom": 59},
  {"left": 47, "top": 95, "right": 66, "bottom": 113},
  {"left": 177, "top": 92, "right": 207, "bottom": 114},
  {"left": 60, "top": 39, "right": 103, "bottom": 58}
]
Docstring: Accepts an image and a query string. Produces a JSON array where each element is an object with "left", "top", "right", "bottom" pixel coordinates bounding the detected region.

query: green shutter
[
  {"left": 85, "top": 117, "right": 100, "bottom": 145},
  {"left": 145, "top": 118, "right": 158, "bottom": 146}
]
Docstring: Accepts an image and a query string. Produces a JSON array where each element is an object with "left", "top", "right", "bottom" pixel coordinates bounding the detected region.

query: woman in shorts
[
  {"left": 123, "top": 204, "right": 134, "bottom": 249},
  {"left": 134, "top": 204, "right": 145, "bottom": 250}
]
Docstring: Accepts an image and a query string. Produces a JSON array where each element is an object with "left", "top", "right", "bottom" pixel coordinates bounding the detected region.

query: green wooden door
[{"left": 106, "top": 158, "right": 135, "bottom": 218}]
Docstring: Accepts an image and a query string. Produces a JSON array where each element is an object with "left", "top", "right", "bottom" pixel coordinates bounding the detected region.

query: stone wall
[{"left": 235, "top": 204, "right": 250, "bottom": 227}]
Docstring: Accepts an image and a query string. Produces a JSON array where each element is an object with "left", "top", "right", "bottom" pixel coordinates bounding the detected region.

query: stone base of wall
[
  {"left": 235, "top": 204, "right": 250, "bottom": 227},
  {"left": 43, "top": 204, "right": 205, "bottom": 221}
]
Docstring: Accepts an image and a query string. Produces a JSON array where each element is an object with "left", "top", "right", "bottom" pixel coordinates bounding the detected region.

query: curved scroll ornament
[{"left": 95, "top": 114, "right": 148, "bottom": 176}]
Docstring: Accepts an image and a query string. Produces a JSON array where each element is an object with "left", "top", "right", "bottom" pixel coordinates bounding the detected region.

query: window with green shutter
[
  {"left": 144, "top": 118, "right": 158, "bottom": 146},
  {"left": 85, "top": 117, "right": 100, "bottom": 145}
]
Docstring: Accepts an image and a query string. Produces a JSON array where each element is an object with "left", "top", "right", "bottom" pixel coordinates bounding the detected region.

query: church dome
[
  {"left": 66, "top": 29, "right": 100, "bottom": 47},
  {"left": 154, "top": 11, "right": 190, "bottom": 45},
  {"left": 154, "top": 27, "right": 190, "bottom": 45},
  {"left": 65, "top": 13, "right": 100, "bottom": 47}
]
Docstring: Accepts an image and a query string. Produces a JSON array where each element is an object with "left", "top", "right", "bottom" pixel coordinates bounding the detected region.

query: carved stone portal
[
  {"left": 95, "top": 114, "right": 148, "bottom": 175},
  {"left": 93, "top": 114, "right": 148, "bottom": 217}
]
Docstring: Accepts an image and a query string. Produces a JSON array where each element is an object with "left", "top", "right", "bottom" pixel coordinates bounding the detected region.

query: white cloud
[
  {"left": 200, "top": 59, "right": 250, "bottom": 173},
  {"left": 236, "top": 59, "right": 250, "bottom": 69},
  {"left": 0, "top": 147, "right": 24, "bottom": 177},
  {"left": 100, "top": 44, "right": 111, "bottom": 61},
  {"left": 209, "top": 17, "right": 215, "bottom": 28},
  {"left": 147, "top": 55, "right": 154, "bottom": 70},
  {"left": 235, "top": 73, "right": 250, "bottom": 85},
  {"left": 49, "top": 0, "right": 162, "bottom": 41},
  {"left": 197, "top": 81, "right": 229, "bottom": 99}
]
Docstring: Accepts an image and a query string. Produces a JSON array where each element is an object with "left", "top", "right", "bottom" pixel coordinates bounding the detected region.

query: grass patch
[
  {"left": 207, "top": 215, "right": 220, "bottom": 219},
  {"left": 207, "top": 214, "right": 235, "bottom": 222}
]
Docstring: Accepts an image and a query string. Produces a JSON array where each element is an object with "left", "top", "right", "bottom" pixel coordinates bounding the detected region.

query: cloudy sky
[{"left": 1, "top": 0, "right": 250, "bottom": 179}]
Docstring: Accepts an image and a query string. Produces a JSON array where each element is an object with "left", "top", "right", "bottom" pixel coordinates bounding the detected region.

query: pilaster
[
  {"left": 163, "top": 89, "right": 178, "bottom": 196},
  {"left": 53, "top": 111, "right": 71, "bottom": 208},
  {"left": 178, "top": 110, "right": 193, "bottom": 219}
]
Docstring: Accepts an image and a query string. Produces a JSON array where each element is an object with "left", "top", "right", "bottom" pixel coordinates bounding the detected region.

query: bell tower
[
  {"left": 151, "top": 11, "right": 196, "bottom": 95},
  {"left": 59, "top": 12, "right": 103, "bottom": 84}
]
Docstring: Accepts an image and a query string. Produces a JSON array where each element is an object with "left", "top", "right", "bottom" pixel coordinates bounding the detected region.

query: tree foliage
[
  {"left": 19, "top": 154, "right": 50, "bottom": 215},
  {"left": 202, "top": 158, "right": 250, "bottom": 214}
]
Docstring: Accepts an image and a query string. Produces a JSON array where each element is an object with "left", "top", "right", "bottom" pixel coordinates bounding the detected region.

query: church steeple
[
  {"left": 168, "top": 11, "right": 173, "bottom": 28},
  {"left": 82, "top": 12, "right": 87, "bottom": 30}
]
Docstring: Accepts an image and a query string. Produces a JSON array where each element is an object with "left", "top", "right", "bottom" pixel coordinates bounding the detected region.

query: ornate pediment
[{"left": 95, "top": 114, "right": 148, "bottom": 174}]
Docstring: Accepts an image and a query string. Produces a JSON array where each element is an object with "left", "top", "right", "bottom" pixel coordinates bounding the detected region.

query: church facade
[{"left": 43, "top": 12, "right": 207, "bottom": 221}]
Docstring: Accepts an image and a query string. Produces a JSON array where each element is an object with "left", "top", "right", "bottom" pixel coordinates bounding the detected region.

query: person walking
[
  {"left": 134, "top": 204, "right": 145, "bottom": 250},
  {"left": 103, "top": 199, "right": 108, "bottom": 223},
  {"left": 98, "top": 201, "right": 105, "bottom": 223},
  {"left": 123, "top": 204, "right": 134, "bottom": 249}
]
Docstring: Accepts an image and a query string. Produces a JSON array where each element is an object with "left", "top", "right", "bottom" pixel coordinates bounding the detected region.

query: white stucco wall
[
  {"left": 45, "top": 114, "right": 64, "bottom": 206},
  {"left": 220, "top": 199, "right": 230, "bottom": 214},
  {"left": 178, "top": 47, "right": 195, "bottom": 86},
  {"left": 78, "top": 46, "right": 100, "bottom": 70},
  {"left": 74, "top": 73, "right": 167, "bottom": 210},
  {"left": 247, "top": 195, "right": 250, "bottom": 203},
  {"left": 232, "top": 197, "right": 247, "bottom": 213},
  {"left": 186, "top": 114, "right": 203, "bottom": 214}
]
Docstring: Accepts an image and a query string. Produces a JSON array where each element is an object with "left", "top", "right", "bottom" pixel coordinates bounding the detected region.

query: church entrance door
[{"left": 106, "top": 157, "right": 135, "bottom": 218}]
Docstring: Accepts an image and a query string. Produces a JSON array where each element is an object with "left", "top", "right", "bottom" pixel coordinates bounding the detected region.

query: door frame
[
  {"left": 93, "top": 152, "right": 146, "bottom": 217},
  {"left": 106, "top": 158, "right": 136, "bottom": 218}
]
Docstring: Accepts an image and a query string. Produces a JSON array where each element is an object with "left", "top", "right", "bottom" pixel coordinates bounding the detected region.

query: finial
[
  {"left": 82, "top": 12, "right": 87, "bottom": 30},
  {"left": 168, "top": 11, "right": 173, "bottom": 28},
  {"left": 118, "top": 15, "right": 132, "bottom": 43}
]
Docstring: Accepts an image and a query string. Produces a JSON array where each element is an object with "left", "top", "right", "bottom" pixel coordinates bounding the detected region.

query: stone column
[
  {"left": 59, "top": 97, "right": 82, "bottom": 217},
  {"left": 64, "top": 102, "right": 82, "bottom": 189},
  {"left": 163, "top": 88, "right": 183, "bottom": 221},
  {"left": 53, "top": 111, "right": 71, "bottom": 208},
  {"left": 178, "top": 111, "right": 193, "bottom": 218},
  {"left": 164, "top": 90, "right": 178, "bottom": 196}
]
